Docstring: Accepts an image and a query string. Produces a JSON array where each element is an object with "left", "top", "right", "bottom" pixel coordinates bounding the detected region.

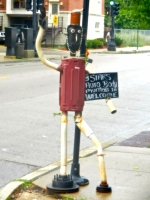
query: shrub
[
  {"left": 115, "top": 36, "right": 123, "bottom": 46},
  {"left": 95, "top": 39, "right": 104, "bottom": 48},
  {"left": 97, "top": 38, "right": 106, "bottom": 46},
  {"left": 86, "top": 40, "right": 93, "bottom": 48},
  {"left": 97, "top": 40, "right": 103, "bottom": 48},
  {"left": 92, "top": 39, "right": 99, "bottom": 48},
  {"left": 86, "top": 39, "right": 104, "bottom": 49}
]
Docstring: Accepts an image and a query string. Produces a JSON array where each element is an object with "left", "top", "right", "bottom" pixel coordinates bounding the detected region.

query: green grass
[
  {"left": 16, "top": 179, "right": 33, "bottom": 189},
  {"left": 115, "top": 31, "right": 150, "bottom": 47},
  {"left": 62, "top": 195, "right": 87, "bottom": 200},
  {"left": 6, "top": 179, "right": 87, "bottom": 200},
  {"left": 6, "top": 179, "right": 34, "bottom": 200}
]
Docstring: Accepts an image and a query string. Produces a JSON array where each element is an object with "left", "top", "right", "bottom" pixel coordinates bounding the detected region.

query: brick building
[{"left": 0, "top": 0, "right": 105, "bottom": 45}]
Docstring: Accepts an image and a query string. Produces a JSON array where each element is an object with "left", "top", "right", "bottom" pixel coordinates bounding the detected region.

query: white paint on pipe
[
  {"left": 98, "top": 156, "right": 107, "bottom": 184},
  {"left": 60, "top": 112, "right": 68, "bottom": 175},
  {"left": 90, "top": 134, "right": 103, "bottom": 155},
  {"left": 35, "top": 24, "right": 59, "bottom": 70},
  {"left": 75, "top": 112, "right": 108, "bottom": 184}
]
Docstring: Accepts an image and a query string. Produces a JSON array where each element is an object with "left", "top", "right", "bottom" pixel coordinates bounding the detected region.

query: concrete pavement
[
  {"left": 0, "top": 46, "right": 150, "bottom": 200},
  {"left": 0, "top": 131, "right": 149, "bottom": 200},
  {"left": 33, "top": 145, "right": 150, "bottom": 200}
]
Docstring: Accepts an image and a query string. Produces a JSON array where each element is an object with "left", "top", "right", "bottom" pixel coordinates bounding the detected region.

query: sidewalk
[
  {"left": 33, "top": 146, "right": 150, "bottom": 200},
  {"left": 0, "top": 45, "right": 150, "bottom": 63},
  {"left": 88, "top": 45, "right": 150, "bottom": 54},
  {"left": 0, "top": 46, "right": 150, "bottom": 200},
  {"left": 0, "top": 130, "right": 150, "bottom": 200}
]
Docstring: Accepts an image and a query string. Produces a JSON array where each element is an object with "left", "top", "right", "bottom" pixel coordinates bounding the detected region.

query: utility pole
[
  {"left": 80, "top": 0, "right": 90, "bottom": 57},
  {"left": 107, "top": 0, "right": 116, "bottom": 51},
  {"left": 32, "top": 0, "right": 38, "bottom": 57},
  {"left": 107, "top": 1, "right": 120, "bottom": 51},
  {"left": 26, "top": 0, "right": 44, "bottom": 57},
  {"left": 70, "top": 0, "right": 90, "bottom": 186}
]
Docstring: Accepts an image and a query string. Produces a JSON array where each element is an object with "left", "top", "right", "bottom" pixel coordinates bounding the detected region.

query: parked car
[
  {"left": 10, "top": 24, "right": 30, "bottom": 43},
  {"left": 0, "top": 31, "right": 5, "bottom": 43}
]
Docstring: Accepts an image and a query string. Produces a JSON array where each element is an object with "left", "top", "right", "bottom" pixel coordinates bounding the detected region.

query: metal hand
[
  {"left": 39, "top": 6, "right": 46, "bottom": 29},
  {"left": 40, "top": 6, "right": 46, "bottom": 20}
]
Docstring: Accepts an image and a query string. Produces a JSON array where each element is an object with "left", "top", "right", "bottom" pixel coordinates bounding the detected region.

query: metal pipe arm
[{"left": 35, "top": 22, "right": 59, "bottom": 71}]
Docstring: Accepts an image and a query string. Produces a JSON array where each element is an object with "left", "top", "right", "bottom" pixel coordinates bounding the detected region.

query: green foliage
[
  {"left": 97, "top": 38, "right": 107, "bottom": 46},
  {"left": 91, "top": 39, "right": 99, "bottom": 48},
  {"left": 86, "top": 39, "right": 104, "bottom": 49},
  {"left": 15, "top": 179, "right": 33, "bottom": 189},
  {"left": 86, "top": 40, "right": 93, "bottom": 48},
  {"left": 115, "top": 36, "right": 123, "bottom": 46},
  {"left": 6, "top": 179, "right": 34, "bottom": 200},
  {"left": 105, "top": 0, "right": 150, "bottom": 29},
  {"left": 62, "top": 195, "right": 86, "bottom": 200}
]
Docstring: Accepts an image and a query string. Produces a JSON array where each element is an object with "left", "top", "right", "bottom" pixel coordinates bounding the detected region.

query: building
[
  {"left": 0, "top": 0, "right": 105, "bottom": 45},
  {"left": 0, "top": 0, "right": 6, "bottom": 31}
]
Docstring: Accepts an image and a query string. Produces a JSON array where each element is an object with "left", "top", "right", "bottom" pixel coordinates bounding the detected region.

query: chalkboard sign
[{"left": 85, "top": 72, "right": 119, "bottom": 101}]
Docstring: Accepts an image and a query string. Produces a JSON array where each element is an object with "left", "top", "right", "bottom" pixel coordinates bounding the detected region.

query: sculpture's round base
[
  {"left": 47, "top": 174, "right": 79, "bottom": 193},
  {"left": 72, "top": 175, "right": 89, "bottom": 186}
]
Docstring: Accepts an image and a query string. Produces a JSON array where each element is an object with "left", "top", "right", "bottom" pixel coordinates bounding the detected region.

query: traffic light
[
  {"left": 105, "top": 6, "right": 110, "bottom": 16},
  {"left": 113, "top": 2, "right": 120, "bottom": 16},
  {"left": 36, "top": 0, "right": 44, "bottom": 11},
  {"left": 26, "top": 0, "right": 32, "bottom": 11},
  {"left": 110, "top": 1, "right": 120, "bottom": 16},
  {"left": 110, "top": 0, "right": 114, "bottom": 6}
]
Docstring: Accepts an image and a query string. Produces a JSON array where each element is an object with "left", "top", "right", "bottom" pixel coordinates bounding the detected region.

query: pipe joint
[
  {"left": 87, "top": 132, "right": 95, "bottom": 139},
  {"left": 74, "top": 116, "right": 82, "bottom": 123},
  {"left": 61, "top": 117, "right": 68, "bottom": 123},
  {"left": 97, "top": 153, "right": 105, "bottom": 156}
]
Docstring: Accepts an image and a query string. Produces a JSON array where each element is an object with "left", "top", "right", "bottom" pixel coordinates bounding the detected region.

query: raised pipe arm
[{"left": 35, "top": 6, "right": 59, "bottom": 71}]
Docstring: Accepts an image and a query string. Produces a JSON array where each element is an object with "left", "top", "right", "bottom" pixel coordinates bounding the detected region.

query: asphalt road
[{"left": 0, "top": 52, "right": 150, "bottom": 188}]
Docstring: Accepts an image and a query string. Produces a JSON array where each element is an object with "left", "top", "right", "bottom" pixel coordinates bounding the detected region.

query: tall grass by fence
[{"left": 114, "top": 29, "right": 150, "bottom": 47}]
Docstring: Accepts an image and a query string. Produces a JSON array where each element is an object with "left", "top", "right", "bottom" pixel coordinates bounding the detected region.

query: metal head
[{"left": 66, "top": 24, "right": 82, "bottom": 55}]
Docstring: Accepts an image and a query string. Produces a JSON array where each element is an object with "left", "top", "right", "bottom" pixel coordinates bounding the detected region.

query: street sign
[
  {"left": 85, "top": 72, "right": 119, "bottom": 101},
  {"left": 53, "top": 14, "right": 58, "bottom": 26}
]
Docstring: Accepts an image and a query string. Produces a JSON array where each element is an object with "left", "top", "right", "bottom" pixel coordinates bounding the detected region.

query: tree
[{"left": 105, "top": 0, "right": 150, "bottom": 29}]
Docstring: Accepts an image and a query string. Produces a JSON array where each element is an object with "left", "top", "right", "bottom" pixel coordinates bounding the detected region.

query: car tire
[{"left": 16, "top": 35, "right": 21, "bottom": 43}]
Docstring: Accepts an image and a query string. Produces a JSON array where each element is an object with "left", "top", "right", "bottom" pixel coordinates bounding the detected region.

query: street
[{"left": 0, "top": 52, "right": 150, "bottom": 188}]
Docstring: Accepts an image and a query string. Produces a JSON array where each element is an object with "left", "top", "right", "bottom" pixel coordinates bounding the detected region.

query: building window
[
  {"left": 52, "top": 4, "right": 58, "bottom": 15},
  {"left": 13, "top": 0, "right": 25, "bottom": 9},
  {"left": 20, "top": 0, "right": 25, "bottom": 8},
  {"left": 95, "top": 22, "right": 100, "bottom": 29}
]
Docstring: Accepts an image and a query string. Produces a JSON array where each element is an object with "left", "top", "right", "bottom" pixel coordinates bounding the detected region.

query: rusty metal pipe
[
  {"left": 60, "top": 111, "right": 68, "bottom": 175},
  {"left": 90, "top": 134, "right": 107, "bottom": 185},
  {"left": 106, "top": 97, "right": 117, "bottom": 114},
  {"left": 35, "top": 24, "right": 59, "bottom": 70},
  {"left": 74, "top": 112, "right": 108, "bottom": 185}
]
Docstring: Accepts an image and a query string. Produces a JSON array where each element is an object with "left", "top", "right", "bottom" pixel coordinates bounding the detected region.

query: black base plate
[
  {"left": 47, "top": 183, "right": 79, "bottom": 193},
  {"left": 47, "top": 174, "right": 79, "bottom": 193},
  {"left": 96, "top": 185, "right": 112, "bottom": 193},
  {"left": 72, "top": 175, "right": 89, "bottom": 186}
]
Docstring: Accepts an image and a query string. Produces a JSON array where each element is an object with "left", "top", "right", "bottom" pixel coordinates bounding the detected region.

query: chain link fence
[{"left": 114, "top": 29, "right": 150, "bottom": 47}]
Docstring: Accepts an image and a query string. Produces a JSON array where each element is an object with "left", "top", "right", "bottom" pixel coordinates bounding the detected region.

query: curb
[
  {"left": 90, "top": 50, "right": 150, "bottom": 54},
  {"left": 0, "top": 55, "right": 62, "bottom": 64},
  {"left": 0, "top": 58, "right": 39, "bottom": 64},
  {"left": 1, "top": 121, "right": 150, "bottom": 200},
  {"left": 0, "top": 49, "right": 150, "bottom": 64}
]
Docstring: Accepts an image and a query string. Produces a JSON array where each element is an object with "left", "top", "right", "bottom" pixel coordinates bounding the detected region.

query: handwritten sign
[{"left": 85, "top": 72, "right": 119, "bottom": 101}]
